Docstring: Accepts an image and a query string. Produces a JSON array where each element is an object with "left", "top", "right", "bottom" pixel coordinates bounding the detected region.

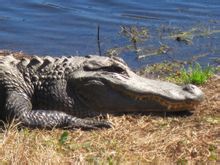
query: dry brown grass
[{"left": 0, "top": 51, "right": 219, "bottom": 164}]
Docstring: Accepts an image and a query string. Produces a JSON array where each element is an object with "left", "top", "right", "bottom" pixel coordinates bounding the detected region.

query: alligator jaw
[
  {"left": 110, "top": 71, "right": 204, "bottom": 111},
  {"left": 71, "top": 69, "right": 204, "bottom": 112}
]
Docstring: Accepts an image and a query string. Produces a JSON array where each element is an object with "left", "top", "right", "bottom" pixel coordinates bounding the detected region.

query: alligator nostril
[{"left": 183, "top": 84, "right": 195, "bottom": 94}]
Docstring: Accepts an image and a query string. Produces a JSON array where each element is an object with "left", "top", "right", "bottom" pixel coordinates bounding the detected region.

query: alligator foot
[{"left": 5, "top": 92, "right": 113, "bottom": 130}]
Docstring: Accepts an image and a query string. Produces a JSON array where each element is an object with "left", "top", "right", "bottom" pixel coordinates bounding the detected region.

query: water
[{"left": 0, "top": 0, "right": 219, "bottom": 68}]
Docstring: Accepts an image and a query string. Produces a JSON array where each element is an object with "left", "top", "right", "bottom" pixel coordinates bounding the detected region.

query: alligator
[{"left": 0, "top": 54, "right": 204, "bottom": 129}]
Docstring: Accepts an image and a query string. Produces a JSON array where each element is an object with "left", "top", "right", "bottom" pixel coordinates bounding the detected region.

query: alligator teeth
[
  {"left": 138, "top": 97, "right": 144, "bottom": 101},
  {"left": 167, "top": 105, "right": 172, "bottom": 110},
  {"left": 135, "top": 96, "right": 142, "bottom": 101},
  {"left": 130, "top": 93, "right": 196, "bottom": 111},
  {"left": 173, "top": 105, "right": 179, "bottom": 109}
]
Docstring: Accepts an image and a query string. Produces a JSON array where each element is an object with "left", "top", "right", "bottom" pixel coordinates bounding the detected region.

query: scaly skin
[{"left": 0, "top": 54, "right": 204, "bottom": 129}]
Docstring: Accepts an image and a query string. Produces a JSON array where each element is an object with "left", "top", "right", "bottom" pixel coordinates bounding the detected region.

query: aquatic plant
[
  {"left": 166, "top": 27, "right": 220, "bottom": 45},
  {"left": 120, "top": 26, "right": 149, "bottom": 51}
]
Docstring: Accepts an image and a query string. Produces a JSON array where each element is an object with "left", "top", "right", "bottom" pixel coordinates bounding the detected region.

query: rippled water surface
[{"left": 0, "top": 0, "right": 219, "bottom": 68}]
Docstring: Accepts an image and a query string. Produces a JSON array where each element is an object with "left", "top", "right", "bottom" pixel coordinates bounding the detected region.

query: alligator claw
[
  {"left": 92, "top": 120, "right": 113, "bottom": 129},
  {"left": 68, "top": 118, "right": 113, "bottom": 130}
]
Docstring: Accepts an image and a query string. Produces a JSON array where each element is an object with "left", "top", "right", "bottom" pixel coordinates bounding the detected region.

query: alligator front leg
[{"left": 5, "top": 92, "right": 112, "bottom": 129}]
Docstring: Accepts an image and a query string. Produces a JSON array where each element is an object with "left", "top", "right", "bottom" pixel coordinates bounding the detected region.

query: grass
[
  {"left": 140, "top": 61, "right": 215, "bottom": 85},
  {"left": 138, "top": 61, "right": 182, "bottom": 80},
  {"left": 175, "top": 63, "right": 215, "bottom": 85},
  {"left": 180, "top": 63, "right": 214, "bottom": 85},
  {"left": 0, "top": 51, "right": 219, "bottom": 164}
]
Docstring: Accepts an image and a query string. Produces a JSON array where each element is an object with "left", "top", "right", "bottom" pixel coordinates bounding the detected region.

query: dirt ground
[{"left": 0, "top": 51, "right": 219, "bottom": 164}]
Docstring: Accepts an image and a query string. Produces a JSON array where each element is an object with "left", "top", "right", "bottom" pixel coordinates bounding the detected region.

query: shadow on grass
[
  {"left": 110, "top": 110, "right": 193, "bottom": 118},
  {"left": 0, "top": 110, "right": 193, "bottom": 132}
]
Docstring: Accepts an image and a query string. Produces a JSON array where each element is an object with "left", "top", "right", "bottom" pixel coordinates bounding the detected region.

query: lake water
[{"left": 0, "top": 0, "right": 219, "bottom": 68}]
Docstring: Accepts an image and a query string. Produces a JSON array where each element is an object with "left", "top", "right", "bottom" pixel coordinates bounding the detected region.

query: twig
[{"left": 97, "top": 25, "right": 102, "bottom": 56}]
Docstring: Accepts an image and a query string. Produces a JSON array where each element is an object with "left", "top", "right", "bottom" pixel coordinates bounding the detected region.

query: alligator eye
[{"left": 107, "top": 65, "right": 124, "bottom": 73}]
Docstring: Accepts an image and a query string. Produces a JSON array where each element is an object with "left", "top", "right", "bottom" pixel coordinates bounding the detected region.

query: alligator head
[{"left": 69, "top": 55, "right": 204, "bottom": 113}]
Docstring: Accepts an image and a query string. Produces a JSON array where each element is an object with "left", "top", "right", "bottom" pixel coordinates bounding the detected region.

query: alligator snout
[{"left": 182, "top": 84, "right": 204, "bottom": 101}]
